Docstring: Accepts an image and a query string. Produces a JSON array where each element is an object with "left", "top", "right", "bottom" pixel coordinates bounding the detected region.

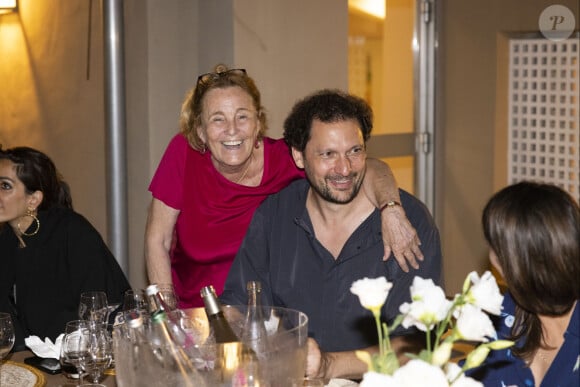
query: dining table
[
  {"left": 1, "top": 351, "right": 117, "bottom": 387},
  {"left": 1, "top": 351, "right": 361, "bottom": 387}
]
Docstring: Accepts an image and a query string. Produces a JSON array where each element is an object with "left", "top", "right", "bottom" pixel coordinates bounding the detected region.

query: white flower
[
  {"left": 463, "top": 345, "right": 491, "bottom": 370},
  {"left": 466, "top": 271, "right": 503, "bottom": 315},
  {"left": 432, "top": 341, "right": 453, "bottom": 366},
  {"left": 399, "top": 277, "right": 452, "bottom": 331},
  {"left": 353, "top": 271, "right": 514, "bottom": 387},
  {"left": 455, "top": 304, "right": 495, "bottom": 342},
  {"left": 359, "top": 371, "right": 399, "bottom": 387},
  {"left": 393, "top": 359, "right": 448, "bottom": 387},
  {"left": 445, "top": 363, "right": 483, "bottom": 387},
  {"left": 351, "top": 277, "right": 393, "bottom": 312}
]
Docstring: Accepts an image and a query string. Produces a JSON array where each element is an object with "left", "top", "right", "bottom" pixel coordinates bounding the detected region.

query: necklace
[{"left": 236, "top": 155, "right": 253, "bottom": 184}]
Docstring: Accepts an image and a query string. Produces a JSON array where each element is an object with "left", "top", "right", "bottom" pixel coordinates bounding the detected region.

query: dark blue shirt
[
  {"left": 469, "top": 293, "right": 580, "bottom": 387},
  {"left": 221, "top": 179, "right": 442, "bottom": 352}
]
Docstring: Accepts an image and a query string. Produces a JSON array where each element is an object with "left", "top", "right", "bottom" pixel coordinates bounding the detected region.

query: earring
[
  {"left": 17, "top": 208, "right": 40, "bottom": 237},
  {"left": 200, "top": 144, "right": 207, "bottom": 154},
  {"left": 254, "top": 139, "right": 261, "bottom": 149}
]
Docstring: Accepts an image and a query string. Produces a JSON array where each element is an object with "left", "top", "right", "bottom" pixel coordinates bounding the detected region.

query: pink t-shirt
[{"left": 149, "top": 134, "right": 303, "bottom": 307}]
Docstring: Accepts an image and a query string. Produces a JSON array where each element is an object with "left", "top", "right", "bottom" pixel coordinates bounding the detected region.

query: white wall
[{"left": 0, "top": 0, "right": 349, "bottom": 290}]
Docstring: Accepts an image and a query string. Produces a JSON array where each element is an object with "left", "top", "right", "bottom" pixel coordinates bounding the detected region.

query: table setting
[
  {"left": 1, "top": 284, "right": 386, "bottom": 387},
  {"left": 1, "top": 291, "right": 118, "bottom": 387}
]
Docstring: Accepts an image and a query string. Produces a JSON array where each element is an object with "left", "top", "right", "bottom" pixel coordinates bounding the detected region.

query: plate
[{"left": 0, "top": 360, "right": 46, "bottom": 387}]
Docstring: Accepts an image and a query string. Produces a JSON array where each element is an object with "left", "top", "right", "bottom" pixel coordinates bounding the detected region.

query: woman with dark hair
[
  {"left": 471, "top": 181, "right": 579, "bottom": 386},
  {"left": 0, "top": 146, "right": 130, "bottom": 351}
]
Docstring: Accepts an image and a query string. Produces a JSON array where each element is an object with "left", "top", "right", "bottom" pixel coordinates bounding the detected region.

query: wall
[
  {"left": 233, "top": 0, "right": 348, "bottom": 137},
  {"left": 0, "top": 0, "right": 348, "bottom": 291},
  {"left": 437, "top": 0, "right": 579, "bottom": 294},
  {"left": 0, "top": 1, "right": 108, "bottom": 260},
  {"left": 6, "top": 0, "right": 574, "bottom": 298}
]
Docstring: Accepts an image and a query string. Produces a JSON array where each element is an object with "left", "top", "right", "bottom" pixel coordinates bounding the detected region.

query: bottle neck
[
  {"left": 247, "top": 281, "right": 262, "bottom": 306},
  {"left": 201, "top": 286, "right": 222, "bottom": 317},
  {"left": 146, "top": 284, "right": 162, "bottom": 314}
]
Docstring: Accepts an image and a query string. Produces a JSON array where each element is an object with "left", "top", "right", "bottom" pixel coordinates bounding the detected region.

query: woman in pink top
[{"left": 145, "top": 65, "right": 423, "bottom": 308}]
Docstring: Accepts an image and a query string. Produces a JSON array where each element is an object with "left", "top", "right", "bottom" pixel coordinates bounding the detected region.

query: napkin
[{"left": 24, "top": 334, "right": 64, "bottom": 359}]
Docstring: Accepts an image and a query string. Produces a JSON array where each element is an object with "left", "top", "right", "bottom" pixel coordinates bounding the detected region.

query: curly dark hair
[
  {"left": 482, "top": 181, "right": 579, "bottom": 361},
  {"left": 283, "top": 89, "right": 373, "bottom": 152},
  {"left": 0, "top": 146, "right": 73, "bottom": 210}
]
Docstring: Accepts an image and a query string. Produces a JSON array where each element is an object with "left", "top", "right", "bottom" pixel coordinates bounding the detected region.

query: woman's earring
[
  {"left": 17, "top": 207, "right": 40, "bottom": 237},
  {"left": 254, "top": 139, "right": 261, "bottom": 149},
  {"left": 200, "top": 144, "right": 207, "bottom": 154}
]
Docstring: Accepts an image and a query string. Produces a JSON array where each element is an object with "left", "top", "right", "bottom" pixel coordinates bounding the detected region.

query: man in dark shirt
[{"left": 221, "top": 89, "right": 442, "bottom": 380}]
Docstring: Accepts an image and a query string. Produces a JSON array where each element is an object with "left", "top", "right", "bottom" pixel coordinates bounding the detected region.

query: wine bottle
[
  {"left": 200, "top": 285, "right": 239, "bottom": 343},
  {"left": 200, "top": 285, "right": 260, "bottom": 385},
  {"left": 240, "top": 281, "right": 269, "bottom": 356}
]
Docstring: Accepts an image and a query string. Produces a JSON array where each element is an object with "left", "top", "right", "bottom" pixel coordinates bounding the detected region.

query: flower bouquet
[{"left": 350, "top": 271, "right": 514, "bottom": 387}]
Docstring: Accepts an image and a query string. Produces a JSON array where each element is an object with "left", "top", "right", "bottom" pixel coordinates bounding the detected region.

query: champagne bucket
[{"left": 113, "top": 305, "right": 308, "bottom": 387}]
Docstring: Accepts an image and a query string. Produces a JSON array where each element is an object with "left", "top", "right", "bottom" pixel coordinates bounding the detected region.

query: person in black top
[
  {"left": 221, "top": 90, "right": 442, "bottom": 380},
  {"left": 0, "top": 146, "right": 130, "bottom": 351}
]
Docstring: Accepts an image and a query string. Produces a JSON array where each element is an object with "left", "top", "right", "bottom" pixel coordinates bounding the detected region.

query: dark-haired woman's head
[
  {"left": 482, "top": 181, "right": 579, "bottom": 359},
  {"left": 0, "top": 146, "right": 73, "bottom": 223},
  {"left": 482, "top": 181, "right": 579, "bottom": 314}
]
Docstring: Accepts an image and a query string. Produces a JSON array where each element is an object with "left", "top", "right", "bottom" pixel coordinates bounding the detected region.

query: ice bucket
[{"left": 113, "top": 305, "right": 308, "bottom": 387}]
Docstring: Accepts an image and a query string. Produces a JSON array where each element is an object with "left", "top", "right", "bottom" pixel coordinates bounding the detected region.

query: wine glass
[
  {"left": 123, "top": 289, "right": 148, "bottom": 319},
  {"left": 79, "top": 324, "right": 113, "bottom": 385},
  {"left": 79, "top": 291, "right": 109, "bottom": 325},
  {"left": 0, "top": 313, "right": 16, "bottom": 383},
  {"left": 60, "top": 320, "right": 91, "bottom": 385}
]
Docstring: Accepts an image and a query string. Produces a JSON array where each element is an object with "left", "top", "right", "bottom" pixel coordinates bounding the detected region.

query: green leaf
[
  {"left": 416, "top": 349, "right": 432, "bottom": 362},
  {"left": 373, "top": 351, "right": 399, "bottom": 375}
]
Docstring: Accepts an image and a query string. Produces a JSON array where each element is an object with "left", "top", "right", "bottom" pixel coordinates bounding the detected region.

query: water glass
[
  {"left": 80, "top": 323, "right": 113, "bottom": 385},
  {"left": 0, "top": 313, "right": 15, "bottom": 360},
  {"left": 123, "top": 289, "right": 147, "bottom": 312},
  {"left": 60, "top": 320, "right": 91, "bottom": 383},
  {"left": 79, "top": 291, "right": 109, "bottom": 324},
  {"left": 123, "top": 289, "right": 148, "bottom": 322},
  {"left": 0, "top": 313, "right": 16, "bottom": 384}
]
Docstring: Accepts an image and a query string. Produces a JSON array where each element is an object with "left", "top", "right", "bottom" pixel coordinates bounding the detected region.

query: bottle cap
[
  {"left": 146, "top": 284, "right": 159, "bottom": 296},
  {"left": 200, "top": 285, "right": 216, "bottom": 299},
  {"left": 125, "top": 310, "right": 144, "bottom": 328}
]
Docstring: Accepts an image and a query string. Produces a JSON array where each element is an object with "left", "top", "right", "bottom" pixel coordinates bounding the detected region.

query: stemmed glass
[
  {"left": 79, "top": 291, "right": 109, "bottom": 324},
  {"left": 60, "top": 320, "right": 91, "bottom": 385},
  {"left": 78, "top": 324, "right": 113, "bottom": 386},
  {"left": 123, "top": 289, "right": 148, "bottom": 320},
  {"left": 0, "top": 313, "right": 16, "bottom": 383}
]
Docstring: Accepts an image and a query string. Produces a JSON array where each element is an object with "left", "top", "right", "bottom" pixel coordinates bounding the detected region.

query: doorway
[{"left": 348, "top": 0, "right": 436, "bottom": 213}]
